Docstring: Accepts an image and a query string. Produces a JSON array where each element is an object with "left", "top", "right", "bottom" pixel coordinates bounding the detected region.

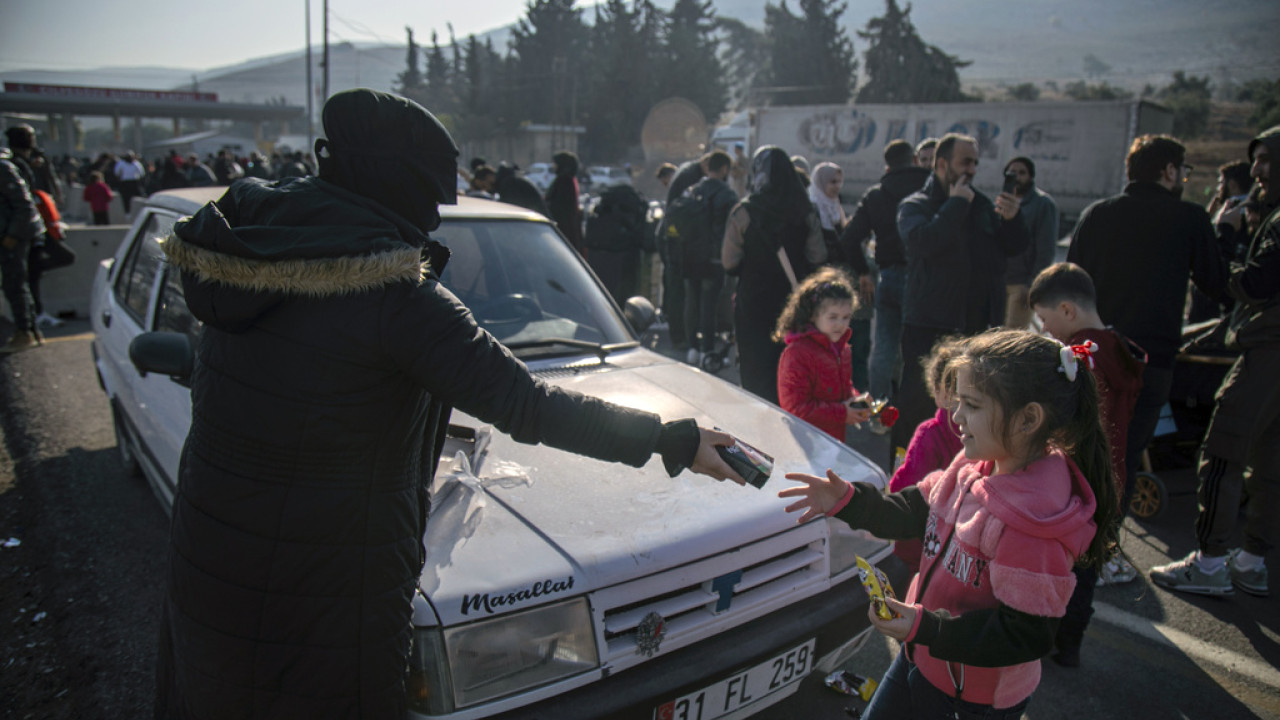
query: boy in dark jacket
[{"left": 1030, "top": 261, "right": 1146, "bottom": 666}]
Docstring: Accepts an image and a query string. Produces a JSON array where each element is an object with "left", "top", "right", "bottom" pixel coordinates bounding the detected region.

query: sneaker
[
  {"left": 0, "top": 331, "right": 42, "bottom": 355},
  {"left": 35, "top": 312, "right": 64, "bottom": 328},
  {"left": 1096, "top": 556, "right": 1139, "bottom": 586},
  {"left": 686, "top": 348, "right": 702, "bottom": 366},
  {"left": 1149, "top": 552, "right": 1233, "bottom": 596},
  {"left": 1227, "top": 550, "right": 1269, "bottom": 597}
]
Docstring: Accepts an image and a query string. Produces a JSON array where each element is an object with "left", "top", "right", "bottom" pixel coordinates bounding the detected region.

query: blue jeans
[
  {"left": 864, "top": 651, "right": 1031, "bottom": 720},
  {"left": 869, "top": 265, "right": 906, "bottom": 400}
]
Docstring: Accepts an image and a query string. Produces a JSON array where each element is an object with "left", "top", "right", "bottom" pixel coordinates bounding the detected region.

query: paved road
[{"left": 1, "top": 321, "right": 1276, "bottom": 719}]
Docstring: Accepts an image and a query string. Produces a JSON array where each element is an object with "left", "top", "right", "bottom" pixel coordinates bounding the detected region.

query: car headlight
[{"left": 408, "top": 597, "right": 600, "bottom": 713}]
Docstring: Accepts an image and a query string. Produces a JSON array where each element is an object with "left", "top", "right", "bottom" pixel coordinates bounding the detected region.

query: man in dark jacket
[
  {"left": 1067, "top": 134, "right": 1228, "bottom": 514},
  {"left": 659, "top": 156, "right": 709, "bottom": 351},
  {"left": 841, "top": 139, "right": 929, "bottom": 405},
  {"left": 893, "top": 132, "right": 1028, "bottom": 451},
  {"left": 154, "top": 88, "right": 741, "bottom": 720},
  {"left": 495, "top": 162, "right": 550, "bottom": 217},
  {"left": 682, "top": 150, "right": 739, "bottom": 364},
  {"left": 1001, "top": 156, "right": 1059, "bottom": 329},
  {"left": 0, "top": 147, "right": 44, "bottom": 353},
  {"left": 1150, "top": 126, "right": 1280, "bottom": 598},
  {"left": 545, "top": 150, "right": 584, "bottom": 252}
]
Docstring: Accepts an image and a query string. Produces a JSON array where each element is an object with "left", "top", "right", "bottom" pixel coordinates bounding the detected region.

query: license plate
[{"left": 653, "top": 639, "right": 816, "bottom": 720}]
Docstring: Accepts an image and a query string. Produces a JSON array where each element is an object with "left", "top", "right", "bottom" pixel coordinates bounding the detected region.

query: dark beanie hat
[
  {"left": 315, "top": 88, "right": 459, "bottom": 232},
  {"left": 1004, "top": 156, "right": 1035, "bottom": 178},
  {"left": 5, "top": 124, "right": 35, "bottom": 150}
]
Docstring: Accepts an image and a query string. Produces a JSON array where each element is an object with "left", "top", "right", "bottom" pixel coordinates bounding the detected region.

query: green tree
[
  {"left": 856, "top": 0, "right": 969, "bottom": 104},
  {"left": 395, "top": 27, "right": 425, "bottom": 97},
  {"left": 716, "top": 17, "right": 769, "bottom": 109},
  {"left": 510, "top": 0, "right": 589, "bottom": 127},
  {"left": 1006, "top": 83, "right": 1040, "bottom": 102},
  {"left": 763, "top": 0, "right": 857, "bottom": 106},
  {"left": 1157, "top": 70, "right": 1212, "bottom": 139},
  {"left": 1238, "top": 77, "right": 1280, "bottom": 130},
  {"left": 659, "top": 0, "right": 727, "bottom": 122},
  {"left": 424, "top": 31, "right": 457, "bottom": 115},
  {"left": 1063, "top": 80, "right": 1132, "bottom": 101},
  {"left": 583, "top": 0, "right": 664, "bottom": 160}
]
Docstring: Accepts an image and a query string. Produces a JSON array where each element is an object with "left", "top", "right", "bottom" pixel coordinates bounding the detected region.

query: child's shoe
[{"left": 1096, "top": 556, "right": 1138, "bottom": 586}]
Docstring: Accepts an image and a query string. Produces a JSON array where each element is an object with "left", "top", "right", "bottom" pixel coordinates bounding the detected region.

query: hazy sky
[{"left": 0, "top": 0, "right": 536, "bottom": 73}]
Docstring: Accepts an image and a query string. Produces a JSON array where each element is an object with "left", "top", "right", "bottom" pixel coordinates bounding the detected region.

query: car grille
[{"left": 591, "top": 521, "right": 829, "bottom": 673}]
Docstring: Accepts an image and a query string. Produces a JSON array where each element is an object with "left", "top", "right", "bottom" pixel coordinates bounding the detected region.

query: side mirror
[
  {"left": 623, "top": 296, "right": 656, "bottom": 335},
  {"left": 129, "top": 332, "right": 195, "bottom": 385}
]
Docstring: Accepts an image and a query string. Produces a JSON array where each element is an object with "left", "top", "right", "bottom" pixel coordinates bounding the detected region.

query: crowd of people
[{"left": 2, "top": 89, "right": 1277, "bottom": 719}]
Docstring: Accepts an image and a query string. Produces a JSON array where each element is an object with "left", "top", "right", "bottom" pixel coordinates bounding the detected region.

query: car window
[
  {"left": 155, "top": 266, "right": 203, "bottom": 346},
  {"left": 433, "top": 218, "right": 632, "bottom": 348},
  {"left": 112, "top": 212, "right": 175, "bottom": 325}
]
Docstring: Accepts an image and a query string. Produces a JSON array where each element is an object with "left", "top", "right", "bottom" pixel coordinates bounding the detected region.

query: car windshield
[{"left": 433, "top": 217, "right": 634, "bottom": 352}]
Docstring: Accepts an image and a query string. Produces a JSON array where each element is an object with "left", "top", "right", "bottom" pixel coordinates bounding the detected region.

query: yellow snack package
[{"left": 855, "top": 555, "right": 900, "bottom": 620}]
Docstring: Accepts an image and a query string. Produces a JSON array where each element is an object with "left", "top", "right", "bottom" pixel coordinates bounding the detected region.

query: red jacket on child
[
  {"left": 1070, "top": 328, "right": 1144, "bottom": 495},
  {"left": 777, "top": 326, "right": 855, "bottom": 440}
]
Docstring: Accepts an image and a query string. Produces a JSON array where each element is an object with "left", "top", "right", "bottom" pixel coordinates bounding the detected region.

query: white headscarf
[{"left": 809, "top": 162, "right": 845, "bottom": 231}]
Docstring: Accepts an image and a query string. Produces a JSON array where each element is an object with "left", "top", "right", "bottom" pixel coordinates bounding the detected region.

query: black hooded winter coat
[{"left": 155, "top": 177, "right": 672, "bottom": 719}]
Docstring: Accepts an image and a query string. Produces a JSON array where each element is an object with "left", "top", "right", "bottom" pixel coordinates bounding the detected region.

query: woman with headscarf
[
  {"left": 154, "top": 89, "right": 741, "bottom": 720},
  {"left": 722, "top": 146, "right": 828, "bottom": 404},
  {"left": 809, "top": 162, "right": 848, "bottom": 262},
  {"left": 545, "top": 150, "right": 584, "bottom": 253}
]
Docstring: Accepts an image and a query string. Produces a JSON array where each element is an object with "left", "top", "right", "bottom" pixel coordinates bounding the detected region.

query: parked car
[
  {"left": 91, "top": 188, "right": 902, "bottom": 720},
  {"left": 586, "top": 165, "right": 633, "bottom": 190},
  {"left": 523, "top": 162, "right": 556, "bottom": 193}
]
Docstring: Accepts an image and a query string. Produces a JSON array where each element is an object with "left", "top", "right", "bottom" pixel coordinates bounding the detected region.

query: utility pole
[
  {"left": 306, "top": 0, "right": 314, "bottom": 152},
  {"left": 322, "top": 0, "right": 330, "bottom": 105}
]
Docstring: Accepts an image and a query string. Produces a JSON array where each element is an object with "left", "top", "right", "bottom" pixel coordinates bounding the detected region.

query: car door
[{"left": 97, "top": 209, "right": 190, "bottom": 507}]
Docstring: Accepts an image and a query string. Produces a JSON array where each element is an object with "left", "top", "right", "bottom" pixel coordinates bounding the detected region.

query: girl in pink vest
[{"left": 781, "top": 329, "right": 1117, "bottom": 719}]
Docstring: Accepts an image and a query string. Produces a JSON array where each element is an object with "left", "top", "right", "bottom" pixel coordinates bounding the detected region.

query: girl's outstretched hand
[
  {"left": 869, "top": 597, "right": 916, "bottom": 641},
  {"left": 779, "top": 469, "right": 850, "bottom": 523}
]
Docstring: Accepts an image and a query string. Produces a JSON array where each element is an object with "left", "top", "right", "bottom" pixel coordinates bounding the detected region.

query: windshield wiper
[{"left": 504, "top": 337, "right": 638, "bottom": 362}]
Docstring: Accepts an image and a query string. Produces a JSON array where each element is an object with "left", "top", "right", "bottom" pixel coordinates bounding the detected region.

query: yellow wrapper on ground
[{"left": 855, "top": 555, "right": 899, "bottom": 620}]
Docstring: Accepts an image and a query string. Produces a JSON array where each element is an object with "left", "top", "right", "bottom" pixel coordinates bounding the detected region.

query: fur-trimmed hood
[{"left": 165, "top": 177, "right": 434, "bottom": 332}]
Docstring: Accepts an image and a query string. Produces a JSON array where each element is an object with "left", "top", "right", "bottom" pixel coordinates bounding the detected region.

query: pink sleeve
[
  {"left": 825, "top": 480, "right": 855, "bottom": 517},
  {"left": 890, "top": 420, "right": 947, "bottom": 493}
]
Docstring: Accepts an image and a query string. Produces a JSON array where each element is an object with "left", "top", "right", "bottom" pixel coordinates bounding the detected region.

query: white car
[
  {"left": 91, "top": 188, "right": 900, "bottom": 720},
  {"left": 524, "top": 162, "right": 556, "bottom": 193},
  {"left": 587, "top": 165, "right": 633, "bottom": 190}
]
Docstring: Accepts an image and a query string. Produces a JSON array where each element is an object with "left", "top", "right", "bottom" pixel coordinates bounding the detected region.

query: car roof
[{"left": 141, "top": 186, "right": 552, "bottom": 224}]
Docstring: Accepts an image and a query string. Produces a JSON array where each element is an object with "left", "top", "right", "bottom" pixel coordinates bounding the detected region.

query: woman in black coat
[
  {"left": 721, "top": 146, "right": 827, "bottom": 404},
  {"left": 153, "top": 89, "right": 739, "bottom": 720},
  {"left": 545, "top": 150, "right": 584, "bottom": 253}
]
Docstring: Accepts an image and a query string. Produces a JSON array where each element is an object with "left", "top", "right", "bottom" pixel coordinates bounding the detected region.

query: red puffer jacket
[{"left": 777, "top": 326, "right": 855, "bottom": 440}]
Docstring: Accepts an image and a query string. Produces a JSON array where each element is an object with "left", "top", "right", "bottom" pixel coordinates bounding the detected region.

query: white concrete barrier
[{"left": 0, "top": 226, "right": 128, "bottom": 321}]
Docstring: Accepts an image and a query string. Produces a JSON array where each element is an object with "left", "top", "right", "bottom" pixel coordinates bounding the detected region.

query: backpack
[
  {"left": 663, "top": 184, "right": 715, "bottom": 273},
  {"left": 585, "top": 185, "right": 647, "bottom": 252}
]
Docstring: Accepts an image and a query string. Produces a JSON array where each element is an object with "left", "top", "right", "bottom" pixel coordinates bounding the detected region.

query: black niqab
[{"left": 315, "top": 88, "right": 459, "bottom": 233}]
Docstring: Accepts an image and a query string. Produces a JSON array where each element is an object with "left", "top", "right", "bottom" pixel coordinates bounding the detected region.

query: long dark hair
[{"left": 955, "top": 329, "right": 1118, "bottom": 570}]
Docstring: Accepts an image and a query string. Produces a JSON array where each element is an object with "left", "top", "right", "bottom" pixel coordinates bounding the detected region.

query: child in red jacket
[
  {"left": 774, "top": 267, "right": 872, "bottom": 440},
  {"left": 82, "top": 171, "right": 114, "bottom": 225},
  {"left": 781, "top": 329, "right": 1118, "bottom": 719}
]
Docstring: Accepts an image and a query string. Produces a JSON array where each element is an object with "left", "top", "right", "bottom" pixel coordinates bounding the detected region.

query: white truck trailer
[{"left": 740, "top": 99, "right": 1174, "bottom": 220}]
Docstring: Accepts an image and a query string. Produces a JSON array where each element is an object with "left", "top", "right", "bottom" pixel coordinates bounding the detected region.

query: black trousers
[{"left": 27, "top": 237, "right": 77, "bottom": 316}]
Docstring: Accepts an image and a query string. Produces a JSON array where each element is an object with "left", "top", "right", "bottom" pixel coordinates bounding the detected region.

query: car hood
[{"left": 419, "top": 349, "right": 886, "bottom": 626}]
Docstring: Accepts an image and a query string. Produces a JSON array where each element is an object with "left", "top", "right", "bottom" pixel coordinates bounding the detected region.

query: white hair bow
[{"left": 1058, "top": 340, "right": 1098, "bottom": 382}]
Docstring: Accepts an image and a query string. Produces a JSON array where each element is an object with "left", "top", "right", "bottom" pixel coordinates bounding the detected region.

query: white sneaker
[
  {"left": 686, "top": 348, "right": 702, "bottom": 366},
  {"left": 35, "top": 313, "right": 64, "bottom": 328}
]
